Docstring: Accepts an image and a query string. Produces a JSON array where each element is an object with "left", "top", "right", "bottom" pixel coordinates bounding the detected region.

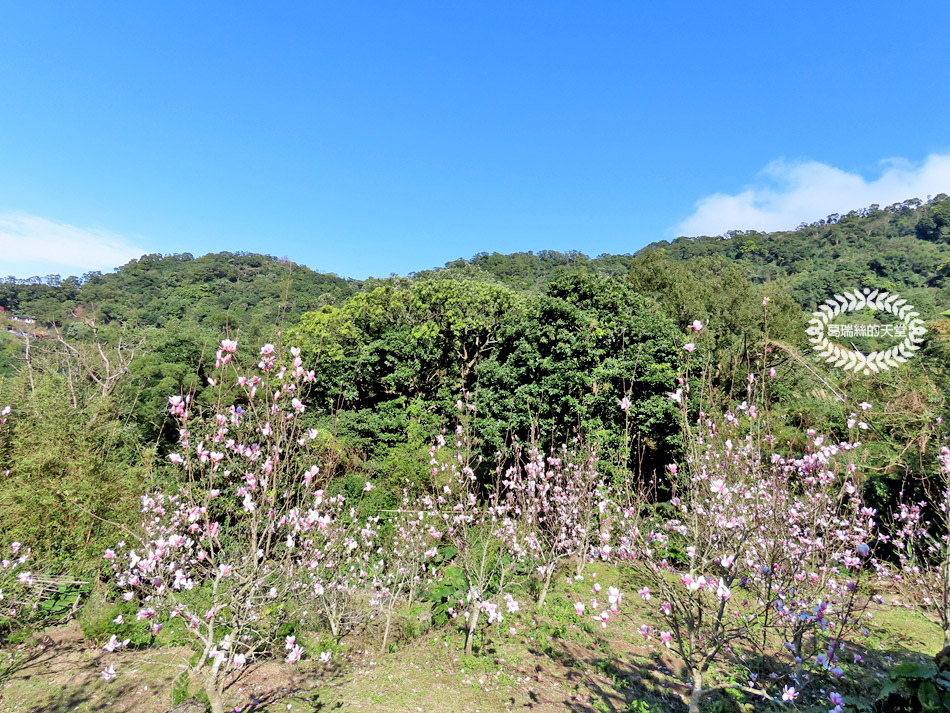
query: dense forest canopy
[{"left": 0, "top": 250, "right": 358, "bottom": 328}]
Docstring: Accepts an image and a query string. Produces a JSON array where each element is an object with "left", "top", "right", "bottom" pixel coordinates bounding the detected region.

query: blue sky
[{"left": 2, "top": 2, "right": 950, "bottom": 280}]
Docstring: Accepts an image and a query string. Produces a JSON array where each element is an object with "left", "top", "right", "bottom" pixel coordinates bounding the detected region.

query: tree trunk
[
  {"left": 204, "top": 656, "right": 228, "bottom": 713},
  {"left": 381, "top": 601, "right": 395, "bottom": 654},
  {"left": 537, "top": 562, "right": 555, "bottom": 608},
  {"left": 575, "top": 542, "right": 590, "bottom": 578},
  {"left": 203, "top": 677, "right": 226, "bottom": 713},
  {"left": 688, "top": 669, "right": 703, "bottom": 713},
  {"left": 464, "top": 606, "right": 480, "bottom": 656}
]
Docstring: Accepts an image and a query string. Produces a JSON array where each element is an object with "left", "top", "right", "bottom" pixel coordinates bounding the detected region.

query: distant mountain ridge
[{"left": 3, "top": 196, "right": 950, "bottom": 325}]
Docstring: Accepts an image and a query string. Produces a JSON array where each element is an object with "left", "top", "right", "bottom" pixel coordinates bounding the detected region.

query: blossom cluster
[{"left": 615, "top": 378, "right": 878, "bottom": 708}]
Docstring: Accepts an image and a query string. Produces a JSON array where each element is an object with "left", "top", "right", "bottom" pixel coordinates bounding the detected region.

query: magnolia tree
[
  {"left": 427, "top": 424, "right": 525, "bottom": 656},
  {"left": 374, "top": 488, "right": 444, "bottom": 653},
  {"left": 887, "top": 439, "right": 950, "bottom": 646},
  {"left": 618, "top": 384, "right": 877, "bottom": 713},
  {"left": 105, "top": 341, "right": 377, "bottom": 713},
  {"left": 0, "top": 542, "right": 41, "bottom": 640},
  {"left": 501, "top": 443, "right": 610, "bottom": 606}
]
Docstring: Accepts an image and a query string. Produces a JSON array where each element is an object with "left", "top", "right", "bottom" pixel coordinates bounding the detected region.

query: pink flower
[
  {"left": 781, "top": 685, "right": 797, "bottom": 701},
  {"left": 101, "top": 665, "right": 117, "bottom": 681},
  {"left": 638, "top": 587, "right": 651, "bottom": 601},
  {"left": 683, "top": 343, "right": 696, "bottom": 353},
  {"left": 102, "top": 635, "right": 129, "bottom": 652},
  {"left": 690, "top": 320, "right": 703, "bottom": 332},
  {"left": 660, "top": 631, "right": 672, "bottom": 647},
  {"left": 286, "top": 644, "right": 304, "bottom": 664},
  {"left": 618, "top": 397, "right": 631, "bottom": 412},
  {"left": 574, "top": 601, "right": 586, "bottom": 616}
]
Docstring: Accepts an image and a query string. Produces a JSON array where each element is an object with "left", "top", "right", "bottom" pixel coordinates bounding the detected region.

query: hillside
[
  {"left": 0, "top": 251, "right": 359, "bottom": 329},
  {"left": 637, "top": 195, "right": 950, "bottom": 313},
  {"left": 5, "top": 197, "right": 950, "bottom": 325}
]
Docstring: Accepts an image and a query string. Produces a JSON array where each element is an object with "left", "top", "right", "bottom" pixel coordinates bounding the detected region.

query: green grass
[{"left": 2, "top": 566, "right": 948, "bottom": 713}]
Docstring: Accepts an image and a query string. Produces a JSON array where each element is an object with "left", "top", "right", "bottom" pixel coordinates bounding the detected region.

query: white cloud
[
  {"left": 676, "top": 154, "right": 950, "bottom": 237},
  {"left": 0, "top": 213, "right": 147, "bottom": 277}
]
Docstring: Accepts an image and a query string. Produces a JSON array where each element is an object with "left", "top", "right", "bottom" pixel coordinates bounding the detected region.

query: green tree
[{"left": 476, "top": 271, "right": 683, "bottom": 477}]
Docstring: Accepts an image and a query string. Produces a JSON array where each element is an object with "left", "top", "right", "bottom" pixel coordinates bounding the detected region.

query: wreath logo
[{"left": 806, "top": 288, "right": 927, "bottom": 375}]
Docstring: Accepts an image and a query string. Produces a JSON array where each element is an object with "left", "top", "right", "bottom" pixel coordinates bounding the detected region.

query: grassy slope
[{"left": 1, "top": 563, "right": 943, "bottom": 713}]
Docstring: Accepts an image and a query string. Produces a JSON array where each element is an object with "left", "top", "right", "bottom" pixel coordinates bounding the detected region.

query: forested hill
[
  {"left": 428, "top": 250, "right": 639, "bottom": 291},
  {"left": 0, "top": 251, "right": 359, "bottom": 328},
  {"left": 640, "top": 195, "right": 950, "bottom": 312},
  {"left": 5, "top": 196, "right": 950, "bottom": 326},
  {"left": 432, "top": 195, "right": 950, "bottom": 315}
]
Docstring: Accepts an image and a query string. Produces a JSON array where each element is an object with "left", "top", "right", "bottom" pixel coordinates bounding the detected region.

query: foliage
[
  {"left": 290, "top": 274, "right": 520, "bottom": 416},
  {"left": 0, "top": 251, "right": 357, "bottom": 330},
  {"left": 640, "top": 196, "right": 950, "bottom": 313},
  {"left": 477, "top": 271, "right": 683, "bottom": 476},
  {"left": 0, "top": 369, "right": 148, "bottom": 567},
  {"left": 876, "top": 657, "right": 950, "bottom": 713}
]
